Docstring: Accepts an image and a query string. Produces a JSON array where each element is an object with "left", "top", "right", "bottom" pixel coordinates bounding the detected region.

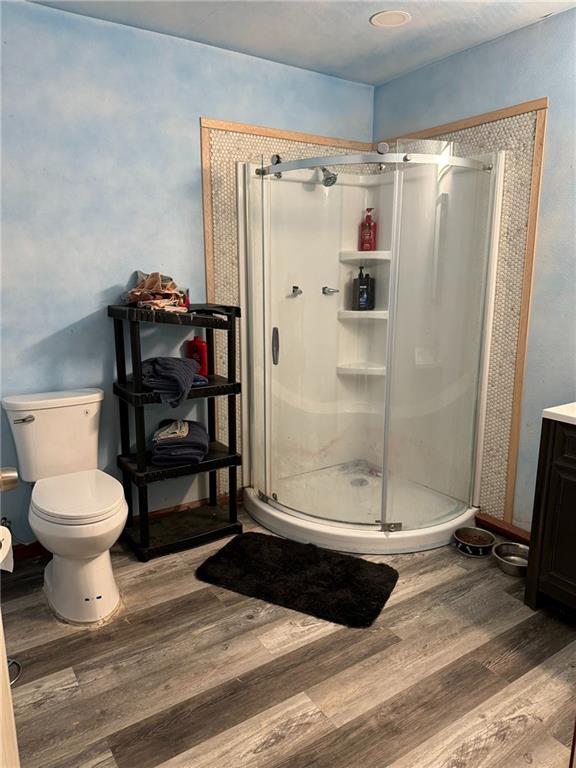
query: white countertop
[{"left": 542, "top": 402, "right": 576, "bottom": 426}]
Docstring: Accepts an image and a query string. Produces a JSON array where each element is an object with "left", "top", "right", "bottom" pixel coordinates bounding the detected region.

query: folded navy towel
[
  {"left": 141, "top": 357, "right": 209, "bottom": 408},
  {"left": 151, "top": 419, "right": 209, "bottom": 467}
]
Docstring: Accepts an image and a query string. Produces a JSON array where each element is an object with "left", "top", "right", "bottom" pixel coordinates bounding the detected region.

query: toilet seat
[{"left": 31, "top": 469, "right": 125, "bottom": 526}]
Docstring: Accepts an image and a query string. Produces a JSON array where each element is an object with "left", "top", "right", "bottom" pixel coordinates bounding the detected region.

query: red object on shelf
[
  {"left": 186, "top": 336, "right": 209, "bottom": 376},
  {"left": 358, "top": 207, "right": 378, "bottom": 251}
]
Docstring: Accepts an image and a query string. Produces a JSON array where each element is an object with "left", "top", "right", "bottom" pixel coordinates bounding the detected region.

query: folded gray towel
[
  {"left": 141, "top": 357, "right": 208, "bottom": 408},
  {"left": 151, "top": 419, "right": 209, "bottom": 467}
]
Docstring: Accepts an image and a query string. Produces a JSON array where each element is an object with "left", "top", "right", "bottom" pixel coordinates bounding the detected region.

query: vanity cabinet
[{"left": 525, "top": 406, "right": 576, "bottom": 611}]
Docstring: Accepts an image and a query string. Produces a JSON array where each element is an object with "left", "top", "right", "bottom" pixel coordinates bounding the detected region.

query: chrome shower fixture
[{"left": 321, "top": 167, "right": 338, "bottom": 187}]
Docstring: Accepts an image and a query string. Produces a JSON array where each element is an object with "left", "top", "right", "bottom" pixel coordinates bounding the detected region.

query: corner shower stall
[{"left": 240, "top": 140, "right": 503, "bottom": 553}]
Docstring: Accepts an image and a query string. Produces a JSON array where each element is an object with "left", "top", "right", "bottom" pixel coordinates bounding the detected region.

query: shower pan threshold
[{"left": 244, "top": 487, "right": 476, "bottom": 554}]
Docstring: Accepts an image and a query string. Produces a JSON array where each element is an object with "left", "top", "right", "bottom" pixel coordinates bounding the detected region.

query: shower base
[
  {"left": 245, "top": 460, "right": 476, "bottom": 554},
  {"left": 274, "top": 460, "right": 464, "bottom": 529}
]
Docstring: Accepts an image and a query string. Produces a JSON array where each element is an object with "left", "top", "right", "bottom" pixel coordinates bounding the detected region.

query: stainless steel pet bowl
[{"left": 492, "top": 542, "right": 529, "bottom": 577}]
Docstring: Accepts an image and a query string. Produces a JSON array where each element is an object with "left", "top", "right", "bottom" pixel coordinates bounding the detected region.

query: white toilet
[{"left": 2, "top": 389, "right": 128, "bottom": 624}]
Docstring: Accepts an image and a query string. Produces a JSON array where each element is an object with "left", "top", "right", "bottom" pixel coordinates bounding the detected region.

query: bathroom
[{"left": 1, "top": 1, "right": 575, "bottom": 766}]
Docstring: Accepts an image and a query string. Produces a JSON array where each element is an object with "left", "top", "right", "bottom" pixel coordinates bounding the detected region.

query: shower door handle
[{"left": 272, "top": 327, "right": 280, "bottom": 365}]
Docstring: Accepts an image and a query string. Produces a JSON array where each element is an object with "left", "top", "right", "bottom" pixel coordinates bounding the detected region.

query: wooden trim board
[
  {"left": 475, "top": 511, "right": 531, "bottom": 546},
  {"left": 377, "top": 97, "right": 548, "bottom": 144},
  {"left": 200, "top": 117, "right": 372, "bottom": 151},
  {"left": 201, "top": 124, "right": 216, "bottom": 303}
]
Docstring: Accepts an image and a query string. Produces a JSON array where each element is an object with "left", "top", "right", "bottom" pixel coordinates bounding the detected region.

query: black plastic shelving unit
[{"left": 108, "top": 303, "right": 242, "bottom": 561}]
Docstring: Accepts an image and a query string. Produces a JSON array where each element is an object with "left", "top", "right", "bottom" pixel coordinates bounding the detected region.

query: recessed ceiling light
[{"left": 369, "top": 10, "right": 412, "bottom": 28}]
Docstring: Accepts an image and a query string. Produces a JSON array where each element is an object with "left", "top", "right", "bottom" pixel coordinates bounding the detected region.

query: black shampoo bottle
[{"left": 352, "top": 266, "right": 375, "bottom": 311}]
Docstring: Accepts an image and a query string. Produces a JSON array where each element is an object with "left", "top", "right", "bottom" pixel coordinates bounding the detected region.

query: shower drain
[{"left": 350, "top": 477, "right": 369, "bottom": 487}]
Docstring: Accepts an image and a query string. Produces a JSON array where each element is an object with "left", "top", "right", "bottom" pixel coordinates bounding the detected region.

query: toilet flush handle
[{"left": 13, "top": 415, "right": 34, "bottom": 424}]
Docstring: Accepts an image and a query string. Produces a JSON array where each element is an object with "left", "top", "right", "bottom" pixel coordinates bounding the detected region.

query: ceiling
[{"left": 34, "top": 0, "right": 576, "bottom": 85}]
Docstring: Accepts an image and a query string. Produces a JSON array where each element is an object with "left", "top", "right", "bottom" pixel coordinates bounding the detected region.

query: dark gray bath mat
[{"left": 196, "top": 532, "right": 399, "bottom": 628}]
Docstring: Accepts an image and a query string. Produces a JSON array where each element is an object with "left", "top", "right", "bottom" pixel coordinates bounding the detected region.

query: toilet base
[{"left": 44, "top": 552, "right": 121, "bottom": 624}]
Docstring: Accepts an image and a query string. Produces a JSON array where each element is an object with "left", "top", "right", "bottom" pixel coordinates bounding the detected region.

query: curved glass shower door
[
  {"left": 383, "top": 145, "right": 496, "bottom": 530},
  {"left": 264, "top": 165, "right": 392, "bottom": 525}
]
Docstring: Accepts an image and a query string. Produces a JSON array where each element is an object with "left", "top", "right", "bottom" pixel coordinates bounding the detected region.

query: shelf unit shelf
[
  {"left": 113, "top": 376, "right": 240, "bottom": 406},
  {"left": 336, "top": 363, "right": 387, "bottom": 377},
  {"left": 117, "top": 442, "right": 241, "bottom": 486},
  {"left": 339, "top": 250, "right": 392, "bottom": 265},
  {"left": 108, "top": 303, "right": 242, "bottom": 562},
  {"left": 122, "top": 504, "right": 239, "bottom": 559},
  {"left": 338, "top": 310, "right": 389, "bottom": 320}
]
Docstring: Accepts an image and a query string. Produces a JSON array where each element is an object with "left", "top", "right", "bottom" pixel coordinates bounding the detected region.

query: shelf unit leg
[
  {"left": 228, "top": 466, "right": 238, "bottom": 522},
  {"left": 118, "top": 399, "right": 131, "bottom": 454},
  {"left": 138, "top": 486, "right": 150, "bottom": 549},
  {"left": 128, "top": 319, "right": 147, "bottom": 473},
  {"left": 129, "top": 320, "right": 144, "bottom": 390},
  {"left": 205, "top": 327, "right": 219, "bottom": 507},
  {"left": 227, "top": 317, "right": 237, "bottom": 454},
  {"left": 118, "top": 400, "right": 133, "bottom": 524},
  {"left": 113, "top": 319, "right": 128, "bottom": 385},
  {"left": 226, "top": 316, "right": 238, "bottom": 523},
  {"left": 208, "top": 472, "right": 217, "bottom": 507},
  {"left": 226, "top": 317, "right": 236, "bottom": 386},
  {"left": 206, "top": 328, "right": 215, "bottom": 377},
  {"left": 134, "top": 407, "right": 147, "bottom": 473},
  {"left": 123, "top": 476, "right": 134, "bottom": 527}
]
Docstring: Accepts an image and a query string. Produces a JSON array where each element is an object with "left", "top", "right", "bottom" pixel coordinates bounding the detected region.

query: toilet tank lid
[{"left": 2, "top": 388, "right": 104, "bottom": 411}]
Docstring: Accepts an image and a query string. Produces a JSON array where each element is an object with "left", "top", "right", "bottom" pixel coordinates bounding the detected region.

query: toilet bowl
[{"left": 29, "top": 469, "right": 128, "bottom": 623}]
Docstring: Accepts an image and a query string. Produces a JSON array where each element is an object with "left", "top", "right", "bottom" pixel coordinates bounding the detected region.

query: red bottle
[
  {"left": 186, "top": 336, "right": 209, "bottom": 376},
  {"left": 358, "top": 208, "right": 377, "bottom": 251}
]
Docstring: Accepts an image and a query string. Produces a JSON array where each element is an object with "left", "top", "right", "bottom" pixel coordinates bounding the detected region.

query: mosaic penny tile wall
[
  {"left": 204, "top": 113, "right": 538, "bottom": 519},
  {"left": 206, "top": 128, "right": 365, "bottom": 494}
]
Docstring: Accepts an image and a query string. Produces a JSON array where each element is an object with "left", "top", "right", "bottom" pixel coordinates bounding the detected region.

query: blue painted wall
[
  {"left": 374, "top": 10, "right": 576, "bottom": 529},
  {"left": 0, "top": 2, "right": 373, "bottom": 540}
]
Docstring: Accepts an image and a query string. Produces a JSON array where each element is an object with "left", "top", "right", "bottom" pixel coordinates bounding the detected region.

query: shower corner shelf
[
  {"left": 336, "top": 363, "right": 387, "bottom": 377},
  {"left": 337, "top": 310, "right": 389, "bottom": 320},
  {"left": 108, "top": 304, "right": 242, "bottom": 562},
  {"left": 339, "top": 250, "right": 392, "bottom": 265}
]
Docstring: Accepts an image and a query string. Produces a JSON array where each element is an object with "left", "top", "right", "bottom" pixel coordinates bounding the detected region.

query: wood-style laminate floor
[{"left": 2, "top": 512, "right": 575, "bottom": 768}]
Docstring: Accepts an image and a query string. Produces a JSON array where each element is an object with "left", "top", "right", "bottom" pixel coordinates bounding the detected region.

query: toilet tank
[{"left": 2, "top": 389, "right": 104, "bottom": 482}]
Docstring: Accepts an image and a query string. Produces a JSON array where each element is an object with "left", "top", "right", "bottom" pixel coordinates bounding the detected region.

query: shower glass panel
[
  {"left": 383, "top": 146, "right": 495, "bottom": 529},
  {"left": 265, "top": 166, "right": 391, "bottom": 525}
]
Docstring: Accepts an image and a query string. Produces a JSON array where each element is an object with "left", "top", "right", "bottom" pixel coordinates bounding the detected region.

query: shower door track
[{"left": 256, "top": 152, "right": 491, "bottom": 177}]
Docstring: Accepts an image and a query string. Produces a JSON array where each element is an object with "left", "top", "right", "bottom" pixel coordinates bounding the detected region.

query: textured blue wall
[
  {"left": 0, "top": 2, "right": 372, "bottom": 540},
  {"left": 374, "top": 10, "right": 576, "bottom": 529}
]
